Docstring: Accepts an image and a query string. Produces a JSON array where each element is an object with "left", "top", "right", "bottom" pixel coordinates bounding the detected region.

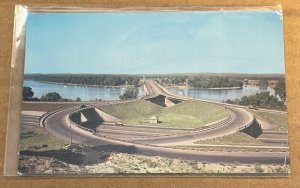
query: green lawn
[
  {"left": 195, "top": 132, "right": 263, "bottom": 145},
  {"left": 249, "top": 110, "right": 288, "bottom": 131},
  {"left": 99, "top": 100, "right": 228, "bottom": 129},
  {"left": 20, "top": 125, "right": 68, "bottom": 151}
]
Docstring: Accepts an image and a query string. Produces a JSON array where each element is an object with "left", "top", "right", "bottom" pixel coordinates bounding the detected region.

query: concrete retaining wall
[
  {"left": 68, "top": 106, "right": 121, "bottom": 133},
  {"left": 69, "top": 107, "right": 103, "bottom": 131},
  {"left": 239, "top": 118, "right": 263, "bottom": 138}
]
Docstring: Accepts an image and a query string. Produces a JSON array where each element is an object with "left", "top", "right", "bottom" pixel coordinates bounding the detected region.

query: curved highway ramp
[{"left": 42, "top": 106, "right": 289, "bottom": 165}]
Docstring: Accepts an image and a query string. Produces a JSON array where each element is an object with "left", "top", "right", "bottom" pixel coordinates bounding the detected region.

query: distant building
[
  {"left": 268, "top": 80, "right": 279, "bottom": 88},
  {"left": 247, "top": 80, "right": 260, "bottom": 85},
  {"left": 149, "top": 116, "right": 158, "bottom": 124}
]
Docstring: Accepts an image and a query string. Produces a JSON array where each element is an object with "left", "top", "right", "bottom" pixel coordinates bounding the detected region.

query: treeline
[
  {"left": 274, "top": 80, "right": 286, "bottom": 102},
  {"left": 146, "top": 73, "right": 285, "bottom": 88},
  {"left": 226, "top": 92, "right": 285, "bottom": 109},
  {"left": 23, "top": 86, "right": 79, "bottom": 102},
  {"left": 158, "top": 75, "right": 243, "bottom": 88},
  {"left": 188, "top": 76, "right": 243, "bottom": 88},
  {"left": 25, "top": 74, "right": 142, "bottom": 87},
  {"left": 23, "top": 86, "right": 139, "bottom": 102},
  {"left": 119, "top": 87, "right": 138, "bottom": 100}
]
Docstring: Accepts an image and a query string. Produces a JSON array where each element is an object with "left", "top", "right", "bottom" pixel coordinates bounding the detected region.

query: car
[{"left": 115, "top": 122, "right": 124, "bottom": 126}]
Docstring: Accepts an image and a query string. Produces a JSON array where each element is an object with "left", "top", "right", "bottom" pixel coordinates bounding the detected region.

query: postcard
[{"left": 5, "top": 5, "right": 289, "bottom": 176}]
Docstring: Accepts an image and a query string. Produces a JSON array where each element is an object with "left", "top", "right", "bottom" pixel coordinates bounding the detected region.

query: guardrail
[
  {"left": 68, "top": 106, "right": 96, "bottom": 134},
  {"left": 194, "top": 109, "right": 234, "bottom": 132},
  {"left": 237, "top": 116, "right": 263, "bottom": 138},
  {"left": 143, "top": 83, "right": 154, "bottom": 96},
  {"left": 153, "top": 82, "right": 189, "bottom": 101},
  {"left": 38, "top": 104, "right": 96, "bottom": 134},
  {"left": 39, "top": 105, "right": 78, "bottom": 127},
  {"left": 237, "top": 116, "right": 256, "bottom": 132}
]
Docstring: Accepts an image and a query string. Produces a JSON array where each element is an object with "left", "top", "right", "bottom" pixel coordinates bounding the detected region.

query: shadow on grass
[
  {"left": 20, "top": 144, "right": 139, "bottom": 165},
  {"left": 20, "top": 131, "right": 38, "bottom": 139}
]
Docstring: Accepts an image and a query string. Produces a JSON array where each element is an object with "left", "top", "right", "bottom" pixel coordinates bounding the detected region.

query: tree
[
  {"left": 119, "top": 87, "right": 138, "bottom": 100},
  {"left": 76, "top": 97, "right": 81, "bottom": 102},
  {"left": 258, "top": 79, "right": 268, "bottom": 86},
  {"left": 23, "top": 86, "right": 34, "bottom": 101},
  {"left": 40, "top": 92, "right": 62, "bottom": 102},
  {"left": 274, "top": 81, "right": 286, "bottom": 102},
  {"left": 232, "top": 91, "right": 284, "bottom": 109},
  {"left": 25, "top": 74, "right": 142, "bottom": 87}
]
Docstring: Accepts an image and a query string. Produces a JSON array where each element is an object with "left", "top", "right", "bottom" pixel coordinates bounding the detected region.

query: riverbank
[
  {"left": 164, "top": 84, "right": 243, "bottom": 90},
  {"left": 23, "top": 80, "right": 145, "bottom": 101},
  {"left": 25, "top": 79, "right": 139, "bottom": 88}
]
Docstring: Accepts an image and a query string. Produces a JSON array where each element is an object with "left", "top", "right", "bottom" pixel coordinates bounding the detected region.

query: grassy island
[{"left": 99, "top": 100, "right": 228, "bottom": 129}]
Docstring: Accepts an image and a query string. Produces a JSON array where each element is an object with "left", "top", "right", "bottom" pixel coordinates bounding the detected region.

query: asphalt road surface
[{"left": 44, "top": 107, "right": 289, "bottom": 164}]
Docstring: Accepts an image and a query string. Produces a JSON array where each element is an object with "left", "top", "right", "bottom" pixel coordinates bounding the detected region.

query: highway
[
  {"left": 39, "top": 80, "right": 289, "bottom": 165},
  {"left": 132, "top": 81, "right": 252, "bottom": 145},
  {"left": 134, "top": 105, "right": 252, "bottom": 145},
  {"left": 148, "top": 80, "right": 287, "bottom": 114},
  {"left": 258, "top": 131, "right": 288, "bottom": 146},
  {"left": 43, "top": 106, "right": 289, "bottom": 164}
]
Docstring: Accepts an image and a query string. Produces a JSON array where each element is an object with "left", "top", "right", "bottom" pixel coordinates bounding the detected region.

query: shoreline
[
  {"left": 164, "top": 85, "right": 243, "bottom": 90},
  {"left": 25, "top": 79, "right": 140, "bottom": 88},
  {"left": 26, "top": 80, "right": 244, "bottom": 90}
]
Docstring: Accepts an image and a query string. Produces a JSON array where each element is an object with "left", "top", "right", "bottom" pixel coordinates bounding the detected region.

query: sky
[{"left": 24, "top": 11, "right": 285, "bottom": 74}]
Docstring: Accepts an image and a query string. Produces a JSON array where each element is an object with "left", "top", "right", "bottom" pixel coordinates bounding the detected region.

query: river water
[
  {"left": 168, "top": 85, "right": 275, "bottom": 102},
  {"left": 23, "top": 80, "right": 144, "bottom": 101},
  {"left": 24, "top": 80, "right": 274, "bottom": 102}
]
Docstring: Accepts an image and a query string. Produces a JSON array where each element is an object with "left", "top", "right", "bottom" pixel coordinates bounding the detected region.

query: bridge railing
[
  {"left": 153, "top": 82, "right": 186, "bottom": 99},
  {"left": 143, "top": 82, "right": 156, "bottom": 96}
]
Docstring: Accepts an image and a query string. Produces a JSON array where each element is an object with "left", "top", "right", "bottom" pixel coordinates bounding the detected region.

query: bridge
[{"left": 142, "top": 80, "right": 185, "bottom": 107}]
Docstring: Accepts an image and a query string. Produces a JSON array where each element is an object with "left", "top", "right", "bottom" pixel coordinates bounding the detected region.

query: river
[
  {"left": 23, "top": 80, "right": 144, "bottom": 101},
  {"left": 167, "top": 85, "right": 275, "bottom": 102},
  {"left": 24, "top": 80, "right": 274, "bottom": 102}
]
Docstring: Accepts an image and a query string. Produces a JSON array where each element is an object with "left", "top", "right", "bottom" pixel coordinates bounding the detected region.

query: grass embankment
[
  {"left": 194, "top": 132, "right": 263, "bottom": 146},
  {"left": 249, "top": 110, "right": 288, "bottom": 131},
  {"left": 20, "top": 125, "right": 67, "bottom": 151},
  {"left": 99, "top": 100, "right": 228, "bottom": 129}
]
